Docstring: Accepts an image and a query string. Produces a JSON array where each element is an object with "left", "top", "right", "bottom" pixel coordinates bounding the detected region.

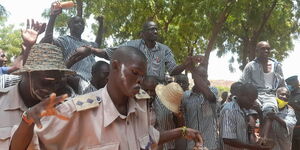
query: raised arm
[
  {"left": 95, "top": 16, "right": 104, "bottom": 47},
  {"left": 65, "top": 46, "right": 108, "bottom": 68},
  {"left": 7, "top": 19, "right": 46, "bottom": 74},
  {"left": 40, "top": 2, "right": 62, "bottom": 43},
  {"left": 170, "top": 55, "right": 204, "bottom": 76},
  {"left": 191, "top": 67, "right": 216, "bottom": 102}
]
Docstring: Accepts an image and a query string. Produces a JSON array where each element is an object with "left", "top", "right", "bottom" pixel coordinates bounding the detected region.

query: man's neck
[
  {"left": 144, "top": 39, "right": 156, "bottom": 49},
  {"left": 106, "top": 81, "right": 129, "bottom": 116},
  {"left": 257, "top": 57, "right": 269, "bottom": 64},
  {"left": 70, "top": 33, "right": 82, "bottom": 40}
]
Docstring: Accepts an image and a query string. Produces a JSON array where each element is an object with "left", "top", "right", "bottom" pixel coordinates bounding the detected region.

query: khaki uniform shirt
[
  {"left": 0, "top": 85, "right": 39, "bottom": 150},
  {"left": 35, "top": 86, "right": 159, "bottom": 150}
]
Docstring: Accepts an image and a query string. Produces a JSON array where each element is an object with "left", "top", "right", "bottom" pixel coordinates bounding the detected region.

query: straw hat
[
  {"left": 155, "top": 82, "right": 184, "bottom": 113},
  {"left": 13, "top": 43, "right": 74, "bottom": 75}
]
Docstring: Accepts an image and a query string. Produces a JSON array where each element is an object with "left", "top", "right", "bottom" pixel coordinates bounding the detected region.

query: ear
[{"left": 111, "top": 60, "right": 120, "bottom": 71}]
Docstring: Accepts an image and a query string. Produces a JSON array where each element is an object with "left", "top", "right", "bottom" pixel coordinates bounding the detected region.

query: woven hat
[
  {"left": 155, "top": 82, "right": 184, "bottom": 113},
  {"left": 12, "top": 43, "right": 74, "bottom": 75}
]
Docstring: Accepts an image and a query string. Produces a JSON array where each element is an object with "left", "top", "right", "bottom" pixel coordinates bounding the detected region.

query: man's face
[
  {"left": 117, "top": 58, "right": 146, "bottom": 97},
  {"left": 30, "top": 71, "right": 67, "bottom": 100},
  {"left": 142, "top": 22, "right": 158, "bottom": 41},
  {"left": 0, "top": 50, "right": 7, "bottom": 66},
  {"left": 69, "top": 17, "right": 85, "bottom": 35},
  {"left": 277, "top": 88, "right": 290, "bottom": 102},
  {"left": 257, "top": 42, "right": 271, "bottom": 59},
  {"left": 92, "top": 65, "right": 110, "bottom": 89}
]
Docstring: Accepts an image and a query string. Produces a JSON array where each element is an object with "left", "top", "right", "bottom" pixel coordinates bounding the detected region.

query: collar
[
  {"left": 0, "top": 84, "right": 28, "bottom": 112},
  {"left": 141, "top": 39, "right": 159, "bottom": 51},
  {"left": 103, "top": 86, "right": 145, "bottom": 127}
]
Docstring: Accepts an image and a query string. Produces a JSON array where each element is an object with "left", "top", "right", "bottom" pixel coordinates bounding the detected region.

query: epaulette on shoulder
[
  {"left": 0, "top": 87, "right": 12, "bottom": 97},
  {"left": 72, "top": 92, "right": 103, "bottom": 112},
  {"left": 0, "top": 88, "right": 10, "bottom": 93},
  {"left": 135, "top": 89, "right": 150, "bottom": 100}
]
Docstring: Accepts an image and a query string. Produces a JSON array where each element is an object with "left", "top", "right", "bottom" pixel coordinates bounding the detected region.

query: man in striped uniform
[{"left": 220, "top": 83, "right": 271, "bottom": 150}]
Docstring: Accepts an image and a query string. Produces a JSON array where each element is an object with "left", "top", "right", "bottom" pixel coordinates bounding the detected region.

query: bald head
[
  {"left": 142, "top": 21, "right": 157, "bottom": 31},
  {"left": 111, "top": 46, "right": 147, "bottom": 64}
]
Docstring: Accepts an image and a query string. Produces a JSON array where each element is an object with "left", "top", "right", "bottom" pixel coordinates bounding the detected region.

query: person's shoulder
[
  {"left": 221, "top": 101, "right": 238, "bottom": 111},
  {"left": 0, "top": 85, "right": 17, "bottom": 98},
  {"left": 69, "top": 89, "right": 103, "bottom": 112},
  {"left": 156, "top": 42, "right": 171, "bottom": 50}
]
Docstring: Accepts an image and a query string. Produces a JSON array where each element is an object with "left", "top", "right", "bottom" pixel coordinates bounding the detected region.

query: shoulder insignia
[
  {"left": 135, "top": 89, "right": 150, "bottom": 100},
  {"left": 72, "top": 92, "right": 103, "bottom": 112},
  {"left": 0, "top": 88, "right": 9, "bottom": 93}
]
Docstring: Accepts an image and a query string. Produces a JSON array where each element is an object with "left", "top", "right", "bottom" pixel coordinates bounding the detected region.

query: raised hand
[
  {"left": 26, "top": 93, "right": 69, "bottom": 128},
  {"left": 21, "top": 19, "right": 46, "bottom": 48},
  {"left": 50, "top": 2, "right": 63, "bottom": 16},
  {"left": 191, "top": 55, "right": 205, "bottom": 64}
]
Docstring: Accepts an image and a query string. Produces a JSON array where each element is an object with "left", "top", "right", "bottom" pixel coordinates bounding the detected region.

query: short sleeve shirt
[
  {"left": 35, "top": 86, "right": 160, "bottom": 150},
  {"left": 53, "top": 35, "right": 98, "bottom": 81},
  {"left": 106, "top": 39, "right": 177, "bottom": 80},
  {"left": 0, "top": 67, "right": 10, "bottom": 75},
  {"left": 182, "top": 87, "right": 219, "bottom": 150},
  {"left": 220, "top": 100, "right": 249, "bottom": 150}
]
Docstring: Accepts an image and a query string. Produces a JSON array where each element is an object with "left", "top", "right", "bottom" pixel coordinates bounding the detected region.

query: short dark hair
[
  {"left": 67, "top": 16, "right": 85, "bottom": 28},
  {"left": 111, "top": 46, "right": 147, "bottom": 64},
  {"left": 230, "top": 82, "right": 243, "bottom": 95},
  {"left": 239, "top": 83, "right": 257, "bottom": 96},
  {"left": 92, "top": 61, "right": 109, "bottom": 75}
]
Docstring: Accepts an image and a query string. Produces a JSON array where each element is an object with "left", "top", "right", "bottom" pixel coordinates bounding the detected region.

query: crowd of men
[{"left": 0, "top": 2, "right": 300, "bottom": 150}]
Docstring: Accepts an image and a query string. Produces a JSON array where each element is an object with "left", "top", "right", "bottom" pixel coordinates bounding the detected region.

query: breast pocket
[
  {"left": 0, "top": 126, "right": 13, "bottom": 149},
  {"left": 87, "top": 142, "right": 119, "bottom": 150}
]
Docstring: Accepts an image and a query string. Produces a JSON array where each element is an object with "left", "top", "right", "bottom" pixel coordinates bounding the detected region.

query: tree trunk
[
  {"left": 241, "top": 38, "right": 249, "bottom": 70},
  {"left": 76, "top": 0, "right": 83, "bottom": 18},
  {"left": 203, "top": 0, "right": 234, "bottom": 71},
  {"left": 95, "top": 16, "right": 104, "bottom": 47},
  {"left": 248, "top": 0, "right": 278, "bottom": 60}
]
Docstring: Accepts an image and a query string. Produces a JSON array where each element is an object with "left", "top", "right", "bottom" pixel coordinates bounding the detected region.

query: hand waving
[
  {"left": 21, "top": 19, "right": 46, "bottom": 48},
  {"left": 26, "top": 93, "right": 69, "bottom": 129}
]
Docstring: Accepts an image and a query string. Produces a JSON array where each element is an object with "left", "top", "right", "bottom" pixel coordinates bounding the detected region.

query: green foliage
[
  {"left": 216, "top": 0, "right": 300, "bottom": 70},
  {"left": 215, "top": 86, "right": 230, "bottom": 97},
  {"left": 40, "top": 0, "right": 300, "bottom": 68},
  {"left": 0, "top": 24, "right": 22, "bottom": 64},
  {"left": 0, "top": 5, "right": 22, "bottom": 64}
]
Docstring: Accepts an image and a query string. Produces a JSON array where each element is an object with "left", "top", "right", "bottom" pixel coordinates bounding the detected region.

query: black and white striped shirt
[
  {"left": 0, "top": 74, "right": 21, "bottom": 89},
  {"left": 54, "top": 35, "right": 98, "bottom": 82},
  {"left": 182, "top": 87, "right": 219, "bottom": 150},
  {"left": 220, "top": 100, "right": 249, "bottom": 150}
]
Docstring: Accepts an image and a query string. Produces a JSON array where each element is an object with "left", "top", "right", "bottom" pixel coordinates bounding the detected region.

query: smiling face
[
  {"left": 29, "top": 70, "right": 67, "bottom": 100},
  {"left": 68, "top": 16, "right": 85, "bottom": 36}
]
